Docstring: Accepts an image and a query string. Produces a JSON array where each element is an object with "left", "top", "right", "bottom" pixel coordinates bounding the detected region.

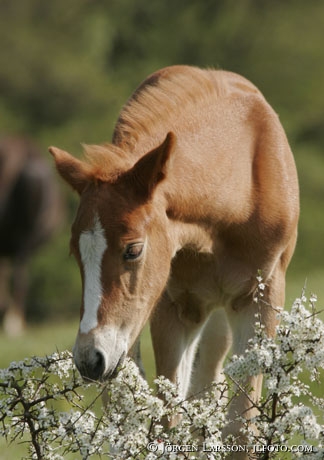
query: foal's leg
[
  {"left": 129, "top": 337, "right": 146, "bottom": 378},
  {"left": 150, "top": 291, "right": 206, "bottom": 401},
  {"left": 225, "top": 265, "right": 286, "bottom": 458},
  {"left": 190, "top": 308, "right": 232, "bottom": 397}
]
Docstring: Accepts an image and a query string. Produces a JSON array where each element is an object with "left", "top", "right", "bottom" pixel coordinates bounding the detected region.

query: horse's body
[
  {"left": 0, "top": 136, "right": 62, "bottom": 335},
  {"left": 50, "top": 66, "right": 299, "bottom": 452}
]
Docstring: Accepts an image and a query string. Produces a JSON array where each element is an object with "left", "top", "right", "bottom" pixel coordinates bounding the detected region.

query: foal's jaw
[{"left": 73, "top": 326, "right": 128, "bottom": 381}]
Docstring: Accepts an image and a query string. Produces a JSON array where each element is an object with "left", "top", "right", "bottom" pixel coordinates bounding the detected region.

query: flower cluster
[
  {"left": 226, "top": 286, "right": 324, "bottom": 458},
  {"left": 1, "top": 286, "right": 324, "bottom": 459}
]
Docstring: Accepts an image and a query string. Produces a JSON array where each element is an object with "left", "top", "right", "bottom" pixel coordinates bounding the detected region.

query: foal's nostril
[
  {"left": 78, "top": 348, "right": 106, "bottom": 382},
  {"left": 91, "top": 349, "right": 105, "bottom": 381}
]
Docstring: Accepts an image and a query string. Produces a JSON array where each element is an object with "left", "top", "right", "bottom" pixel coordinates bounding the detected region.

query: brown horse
[
  {"left": 50, "top": 66, "right": 299, "bottom": 449},
  {"left": 0, "top": 136, "right": 62, "bottom": 336}
]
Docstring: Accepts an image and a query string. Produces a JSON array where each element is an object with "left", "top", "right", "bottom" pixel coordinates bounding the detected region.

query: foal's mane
[
  {"left": 112, "top": 66, "right": 228, "bottom": 151},
  {"left": 82, "top": 66, "right": 229, "bottom": 182}
]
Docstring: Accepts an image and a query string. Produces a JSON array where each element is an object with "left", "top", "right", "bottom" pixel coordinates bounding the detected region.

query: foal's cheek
[{"left": 148, "top": 251, "right": 173, "bottom": 298}]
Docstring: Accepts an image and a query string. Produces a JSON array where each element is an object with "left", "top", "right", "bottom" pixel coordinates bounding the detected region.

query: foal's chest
[
  {"left": 167, "top": 245, "right": 256, "bottom": 326},
  {"left": 167, "top": 249, "right": 227, "bottom": 324}
]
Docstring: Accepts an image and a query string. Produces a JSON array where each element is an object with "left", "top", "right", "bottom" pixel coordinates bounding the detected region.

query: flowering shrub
[
  {"left": 226, "top": 288, "right": 324, "bottom": 459},
  {"left": 1, "top": 286, "right": 324, "bottom": 459}
]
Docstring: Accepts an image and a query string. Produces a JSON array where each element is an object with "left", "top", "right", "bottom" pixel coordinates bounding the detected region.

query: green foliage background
[{"left": 0, "top": 0, "right": 323, "bottom": 323}]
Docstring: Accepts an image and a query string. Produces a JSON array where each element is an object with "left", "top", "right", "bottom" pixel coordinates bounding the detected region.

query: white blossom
[{"left": 1, "top": 285, "right": 324, "bottom": 458}]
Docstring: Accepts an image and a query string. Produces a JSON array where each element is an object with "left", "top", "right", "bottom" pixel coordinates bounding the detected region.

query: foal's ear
[
  {"left": 49, "top": 147, "right": 90, "bottom": 195},
  {"left": 131, "top": 132, "right": 175, "bottom": 199}
]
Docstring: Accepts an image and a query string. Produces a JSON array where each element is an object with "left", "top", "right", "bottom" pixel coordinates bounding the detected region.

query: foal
[{"left": 50, "top": 66, "right": 299, "bottom": 449}]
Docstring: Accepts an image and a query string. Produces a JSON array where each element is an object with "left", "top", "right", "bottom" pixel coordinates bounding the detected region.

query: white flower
[{"left": 1, "top": 291, "right": 324, "bottom": 458}]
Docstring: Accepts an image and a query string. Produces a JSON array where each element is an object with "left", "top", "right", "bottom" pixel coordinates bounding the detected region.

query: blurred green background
[{"left": 0, "top": 0, "right": 323, "bottom": 365}]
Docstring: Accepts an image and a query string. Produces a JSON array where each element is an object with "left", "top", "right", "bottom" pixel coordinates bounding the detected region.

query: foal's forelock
[{"left": 78, "top": 213, "right": 107, "bottom": 334}]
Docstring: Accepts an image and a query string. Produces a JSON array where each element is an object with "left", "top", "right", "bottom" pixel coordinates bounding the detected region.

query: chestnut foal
[{"left": 50, "top": 66, "right": 299, "bottom": 452}]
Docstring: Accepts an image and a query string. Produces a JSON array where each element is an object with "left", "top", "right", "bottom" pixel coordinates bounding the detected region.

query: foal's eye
[{"left": 123, "top": 243, "right": 144, "bottom": 261}]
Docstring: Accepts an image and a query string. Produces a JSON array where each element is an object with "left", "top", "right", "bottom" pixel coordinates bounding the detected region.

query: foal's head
[{"left": 50, "top": 133, "right": 175, "bottom": 380}]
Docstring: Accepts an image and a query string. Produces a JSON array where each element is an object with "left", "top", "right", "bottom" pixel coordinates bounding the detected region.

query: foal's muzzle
[
  {"left": 73, "top": 328, "right": 127, "bottom": 381},
  {"left": 75, "top": 348, "right": 125, "bottom": 381}
]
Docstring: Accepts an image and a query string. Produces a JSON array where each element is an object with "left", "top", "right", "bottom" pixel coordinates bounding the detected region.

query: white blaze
[{"left": 79, "top": 214, "right": 107, "bottom": 334}]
